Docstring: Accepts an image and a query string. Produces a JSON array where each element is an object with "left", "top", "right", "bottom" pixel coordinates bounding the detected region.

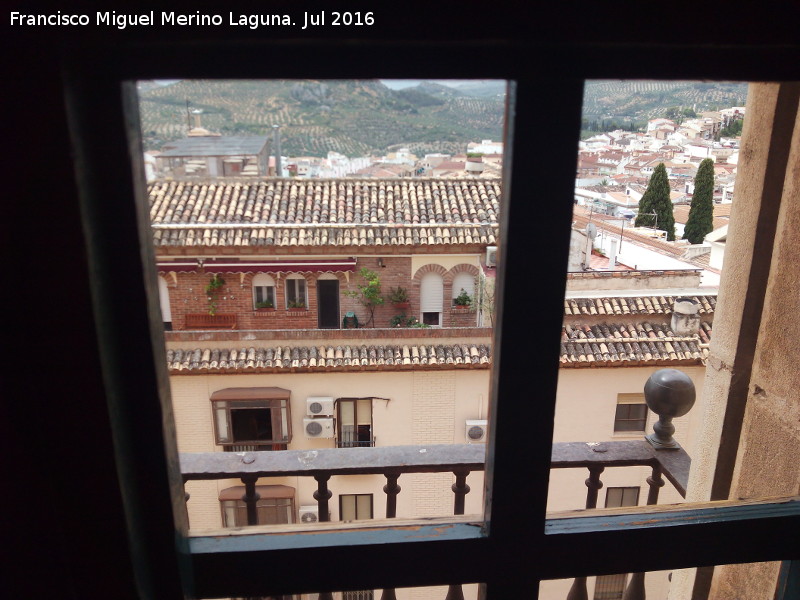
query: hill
[
  {"left": 583, "top": 80, "right": 748, "bottom": 121},
  {"left": 137, "top": 79, "right": 505, "bottom": 157}
]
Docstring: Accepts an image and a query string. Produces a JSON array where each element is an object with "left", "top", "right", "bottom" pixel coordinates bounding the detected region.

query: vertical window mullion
[{"left": 484, "top": 77, "right": 586, "bottom": 598}]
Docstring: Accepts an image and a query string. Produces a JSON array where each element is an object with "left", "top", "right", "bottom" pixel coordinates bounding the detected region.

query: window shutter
[
  {"left": 452, "top": 272, "right": 475, "bottom": 300},
  {"left": 158, "top": 277, "right": 172, "bottom": 322},
  {"left": 420, "top": 273, "right": 443, "bottom": 313}
]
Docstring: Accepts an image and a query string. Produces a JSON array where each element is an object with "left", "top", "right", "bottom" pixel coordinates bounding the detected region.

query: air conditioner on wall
[
  {"left": 465, "top": 419, "right": 488, "bottom": 443},
  {"left": 299, "top": 505, "right": 319, "bottom": 523},
  {"left": 306, "top": 396, "right": 335, "bottom": 417},
  {"left": 485, "top": 246, "right": 497, "bottom": 267},
  {"left": 304, "top": 417, "right": 335, "bottom": 438}
]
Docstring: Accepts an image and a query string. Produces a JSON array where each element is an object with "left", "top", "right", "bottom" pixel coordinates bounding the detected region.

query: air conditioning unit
[
  {"left": 465, "top": 419, "right": 488, "bottom": 443},
  {"left": 485, "top": 246, "right": 497, "bottom": 268},
  {"left": 306, "top": 396, "right": 335, "bottom": 417},
  {"left": 299, "top": 505, "right": 319, "bottom": 523},
  {"left": 304, "top": 417, "right": 335, "bottom": 438}
]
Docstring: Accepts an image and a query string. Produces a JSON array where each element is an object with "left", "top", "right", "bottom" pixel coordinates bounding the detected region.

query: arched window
[
  {"left": 285, "top": 274, "right": 307, "bottom": 309},
  {"left": 420, "top": 272, "right": 443, "bottom": 326},
  {"left": 157, "top": 276, "right": 172, "bottom": 330},
  {"left": 252, "top": 273, "right": 276, "bottom": 309},
  {"left": 451, "top": 272, "right": 475, "bottom": 305}
]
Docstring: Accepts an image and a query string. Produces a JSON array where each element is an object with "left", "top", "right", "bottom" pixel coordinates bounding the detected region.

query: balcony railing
[{"left": 180, "top": 369, "right": 695, "bottom": 600}]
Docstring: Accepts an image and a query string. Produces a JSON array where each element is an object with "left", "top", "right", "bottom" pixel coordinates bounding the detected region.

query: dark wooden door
[{"left": 317, "top": 279, "right": 340, "bottom": 329}]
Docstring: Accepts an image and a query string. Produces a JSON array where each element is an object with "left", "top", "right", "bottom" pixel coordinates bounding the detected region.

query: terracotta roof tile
[
  {"left": 564, "top": 294, "right": 716, "bottom": 317},
  {"left": 150, "top": 178, "right": 500, "bottom": 248},
  {"left": 558, "top": 320, "right": 709, "bottom": 367}
]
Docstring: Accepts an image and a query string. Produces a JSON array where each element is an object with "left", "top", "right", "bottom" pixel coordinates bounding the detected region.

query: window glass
[{"left": 286, "top": 275, "right": 307, "bottom": 308}]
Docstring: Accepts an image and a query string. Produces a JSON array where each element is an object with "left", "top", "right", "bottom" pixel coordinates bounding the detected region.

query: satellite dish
[{"left": 585, "top": 223, "right": 598, "bottom": 239}]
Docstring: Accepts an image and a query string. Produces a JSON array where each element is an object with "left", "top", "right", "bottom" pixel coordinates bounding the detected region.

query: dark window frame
[
  {"left": 63, "top": 37, "right": 800, "bottom": 600},
  {"left": 212, "top": 390, "right": 292, "bottom": 447},
  {"left": 336, "top": 398, "right": 374, "bottom": 448},
  {"left": 220, "top": 486, "right": 297, "bottom": 528},
  {"left": 613, "top": 395, "right": 648, "bottom": 433},
  {"left": 339, "top": 494, "right": 374, "bottom": 522}
]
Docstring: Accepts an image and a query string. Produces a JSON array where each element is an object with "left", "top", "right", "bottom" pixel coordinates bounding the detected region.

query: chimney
[
  {"left": 671, "top": 297, "right": 701, "bottom": 336},
  {"left": 191, "top": 109, "right": 203, "bottom": 128},
  {"left": 272, "top": 125, "right": 283, "bottom": 177}
]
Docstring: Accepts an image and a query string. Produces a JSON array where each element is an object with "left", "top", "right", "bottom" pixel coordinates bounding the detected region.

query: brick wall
[
  {"left": 409, "top": 371, "right": 458, "bottom": 518},
  {"left": 158, "top": 255, "right": 484, "bottom": 331}
]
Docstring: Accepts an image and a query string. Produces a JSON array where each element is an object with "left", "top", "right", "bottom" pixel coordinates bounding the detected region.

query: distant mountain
[
  {"left": 446, "top": 80, "right": 507, "bottom": 98},
  {"left": 138, "top": 79, "right": 504, "bottom": 157},
  {"left": 583, "top": 80, "right": 748, "bottom": 121},
  {"left": 409, "top": 82, "right": 465, "bottom": 98}
]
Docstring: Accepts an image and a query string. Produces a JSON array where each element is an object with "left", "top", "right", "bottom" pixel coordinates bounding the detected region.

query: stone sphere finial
[{"left": 644, "top": 368, "right": 696, "bottom": 449}]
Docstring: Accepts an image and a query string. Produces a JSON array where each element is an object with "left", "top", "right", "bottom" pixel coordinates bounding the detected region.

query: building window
[
  {"left": 420, "top": 272, "right": 443, "bottom": 326},
  {"left": 220, "top": 485, "right": 296, "bottom": 527},
  {"left": 451, "top": 272, "right": 475, "bottom": 305},
  {"left": 339, "top": 494, "right": 373, "bottom": 521},
  {"left": 252, "top": 273, "right": 276, "bottom": 309},
  {"left": 211, "top": 387, "right": 292, "bottom": 449},
  {"left": 614, "top": 394, "right": 648, "bottom": 432},
  {"left": 337, "top": 398, "right": 373, "bottom": 448},
  {"left": 593, "top": 487, "right": 641, "bottom": 599},
  {"left": 286, "top": 274, "right": 307, "bottom": 308},
  {"left": 605, "top": 486, "right": 640, "bottom": 508}
]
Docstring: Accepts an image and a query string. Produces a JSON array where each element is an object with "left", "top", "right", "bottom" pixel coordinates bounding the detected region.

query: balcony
[
  {"left": 180, "top": 370, "right": 699, "bottom": 600},
  {"left": 182, "top": 440, "right": 689, "bottom": 599}
]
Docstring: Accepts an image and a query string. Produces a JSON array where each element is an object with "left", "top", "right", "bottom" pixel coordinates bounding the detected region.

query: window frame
[
  {"left": 613, "top": 394, "right": 648, "bottom": 433},
  {"left": 336, "top": 398, "right": 374, "bottom": 448},
  {"left": 339, "top": 494, "right": 374, "bottom": 522},
  {"left": 285, "top": 274, "right": 308, "bottom": 309},
  {"left": 211, "top": 388, "right": 292, "bottom": 447},
  {"left": 63, "top": 38, "right": 800, "bottom": 600},
  {"left": 220, "top": 485, "right": 297, "bottom": 527},
  {"left": 252, "top": 273, "right": 277, "bottom": 309}
]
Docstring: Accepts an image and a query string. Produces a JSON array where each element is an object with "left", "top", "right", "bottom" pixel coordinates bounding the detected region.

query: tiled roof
[
  {"left": 150, "top": 178, "right": 500, "bottom": 248},
  {"left": 564, "top": 295, "right": 716, "bottom": 316},
  {"left": 167, "top": 343, "right": 491, "bottom": 373},
  {"left": 560, "top": 321, "right": 712, "bottom": 367}
]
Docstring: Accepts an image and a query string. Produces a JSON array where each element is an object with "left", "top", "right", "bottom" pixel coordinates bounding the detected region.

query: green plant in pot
[
  {"left": 453, "top": 288, "right": 472, "bottom": 308},
  {"left": 255, "top": 300, "right": 274, "bottom": 310},
  {"left": 288, "top": 300, "right": 306, "bottom": 309},
  {"left": 388, "top": 286, "right": 410, "bottom": 310}
]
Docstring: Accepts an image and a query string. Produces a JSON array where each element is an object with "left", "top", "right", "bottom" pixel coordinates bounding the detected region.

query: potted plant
[
  {"left": 453, "top": 288, "right": 473, "bottom": 309},
  {"left": 388, "top": 286, "right": 410, "bottom": 310},
  {"left": 255, "top": 300, "right": 275, "bottom": 311},
  {"left": 287, "top": 300, "right": 306, "bottom": 309}
]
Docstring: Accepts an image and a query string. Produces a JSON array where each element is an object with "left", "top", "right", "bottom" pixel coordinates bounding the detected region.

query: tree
[
  {"left": 683, "top": 158, "right": 715, "bottom": 244},
  {"left": 635, "top": 163, "right": 675, "bottom": 241},
  {"left": 344, "top": 267, "right": 384, "bottom": 328}
]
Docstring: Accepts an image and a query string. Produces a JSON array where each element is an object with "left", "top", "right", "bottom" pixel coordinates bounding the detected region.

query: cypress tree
[
  {"left": 683, "top": 158, "right": 715, "bottom": 244},
  {"left": 635, "top": 163, "right": 675, "bottom": 241}
]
